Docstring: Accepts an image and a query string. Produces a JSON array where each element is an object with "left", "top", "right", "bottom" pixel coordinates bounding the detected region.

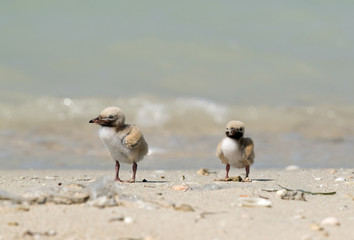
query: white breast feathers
[{"left": 221, "top": 138, "right": 244, "bottom": 168}]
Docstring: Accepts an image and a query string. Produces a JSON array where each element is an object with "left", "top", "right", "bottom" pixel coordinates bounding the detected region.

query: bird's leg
[
  {"left": 215, "top": 164, "right": 231, "bottom": 181},
  {"left": 114, "top": 160, "right": 122, "bottom": 182},
  {"left": 225, "top": 163, "right": 230, "bottom": 179},
  {"left": 245, "top": 165, "right": 250, "bottom": 178},
  {"left": 243, "top": 165, "right": 251, "bottom": 182},
  {"left": 128, "top": 162, "right": 137, "bottom": 183}
]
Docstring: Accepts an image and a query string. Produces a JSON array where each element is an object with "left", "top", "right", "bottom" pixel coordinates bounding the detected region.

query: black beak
[
  {"left": 226, "top": 128, "right": 243, "bottom": 139},
  {"left": 89, "top": 117, "right": 99, "bottom": 123}
]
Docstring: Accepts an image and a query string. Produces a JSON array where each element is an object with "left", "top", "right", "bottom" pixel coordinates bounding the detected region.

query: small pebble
[
  {"left": 197, "top": 168, "right": 210, "bottom": 176},
  {"left": 310, "top": 223, "right": 323, "bottom": 231},
  {"left": 321, "top": 217, "right": 340, "bottom": 226},
  {"left": 7, "top": 222, "right": 19, "bottom": 226},
  {"left": 47, "top": 230, "right": 56, "bottom": 236},
  {"left": 124, "top": 217, "right": 134, "bottom": 224},
  {"left": 314, "top": 177, "right": 321, "bottom": 181}
]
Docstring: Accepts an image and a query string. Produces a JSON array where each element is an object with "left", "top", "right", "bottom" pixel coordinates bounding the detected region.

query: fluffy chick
[
  {"left": 216, "top": 120, "right": 255, "bottom": 180},
  {"left": 90, "top": 106, "right": 148, "bottom": 182}
]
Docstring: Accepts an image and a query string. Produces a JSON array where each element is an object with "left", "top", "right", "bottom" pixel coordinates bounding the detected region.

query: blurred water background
[{"left": 1, "top": 1, "right": 353, "bottom": 170}]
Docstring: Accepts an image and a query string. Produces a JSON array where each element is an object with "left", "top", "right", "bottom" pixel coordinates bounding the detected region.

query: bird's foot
[
  {"left": 127, "top": 178, "right": 136, "bottom": 183},
  {"left": 242, "top": 177, "right": 252, "bottom": 182},
  {"left": 114, "top": 178, "right": 123, "bottom": 182},
  {"left": 215, "top": 176, "right": 243, "bottom": 182}
]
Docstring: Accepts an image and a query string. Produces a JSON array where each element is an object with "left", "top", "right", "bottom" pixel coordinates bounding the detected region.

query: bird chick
[
  {"left": 90, "top": 107, "right": 148, "bottom": 182},
  {"left": 216, "top": 120, "right": 255, "bottom": 181}
]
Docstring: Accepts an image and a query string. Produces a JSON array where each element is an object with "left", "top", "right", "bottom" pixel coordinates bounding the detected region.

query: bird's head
[
  {"left": 89, "top": 106, "right": 125, "bottom": 127},
  {"left": 225, "top": 120, "right": 244, "bottom": 140}
]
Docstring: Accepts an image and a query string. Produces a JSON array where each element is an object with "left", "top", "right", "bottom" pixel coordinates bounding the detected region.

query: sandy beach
[{"left": 0, "top": 168, "right": 353, "bottom": 240}]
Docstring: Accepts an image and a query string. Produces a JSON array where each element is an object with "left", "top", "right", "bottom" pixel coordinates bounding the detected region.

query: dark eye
[
  {"left": 240, "top": 127, "right": 243, "bottom": 131},
  {"left": 108, "top": 115, "right": 114, "bottom": 119},
  {"left": 226, "top": 128, "right": 229, "bottom": 131}
]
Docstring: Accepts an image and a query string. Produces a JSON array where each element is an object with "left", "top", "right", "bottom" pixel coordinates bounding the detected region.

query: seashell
[
  {"left": 172, "top": 185, "right": 190, "bottom": 191},
  {"left": 321, "top": 217, "right": 340, "bottom": 226},
  {"left": 276, "top": 189, "right": 287, "bottom": 198},
  {"left": 238, "top": 197, "right": 272, "bottom": 207},
  {"left": 335, "top": 177, "right": 345, "bottom": 182}
]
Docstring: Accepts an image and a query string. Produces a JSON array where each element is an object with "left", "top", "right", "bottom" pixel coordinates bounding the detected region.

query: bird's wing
[
  {"left": 216, "top": 139, "right": 228, "bottom": 164},
  {"left": 240, "top": 137, "right": 255, "bottom": 164},
  {"left": 122, "top": 125, "right": 143, "bottom": 149}
]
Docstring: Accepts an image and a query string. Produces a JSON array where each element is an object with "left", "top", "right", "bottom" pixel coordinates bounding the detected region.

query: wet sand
[{"left": 0, "top": 168, "right": 353, "bottom": 240}]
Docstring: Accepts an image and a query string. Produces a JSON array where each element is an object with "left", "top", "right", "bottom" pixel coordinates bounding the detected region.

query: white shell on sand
[
  {"left": 285, "top": 165, "right": 300, "bottom": 171},
  {"left": 335, "top": 177, "right": 345, "bottom": 182},
  {"left": 238, "top": 197, "right": 272, "bottom": 207},
  {"left": 276, "top": 189, "right": 287, "bottom": 198},
  {"left": 321, "top": 217, "right": 340, "bottom": 226},
  {"left": 124, "top": 217, "right": 134, "bottom": 224}
]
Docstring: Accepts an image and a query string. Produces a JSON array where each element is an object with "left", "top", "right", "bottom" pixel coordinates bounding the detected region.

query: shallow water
[
  {"left": 1, "top": 1, "right": 353, "bottom": 169},
  {"left": 0, "top": 96, "right": 353, "bottom": 170}
]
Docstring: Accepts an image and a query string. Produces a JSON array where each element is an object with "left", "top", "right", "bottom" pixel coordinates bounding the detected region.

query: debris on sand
[
  {"left": 109, "top": 216, "right": 134, "bottom": 224},
  {"left": 173, "top": 203, "right": 195, "bottom": 212},
  {"left": 0, "top": 177, "right": 121, "bottom": 207},
  {"left": 310, "top": 223, "right": 329, "bottom": 237},
  {"left": 23, "top": 230, "right": 57, "bottom": 238},
  {"left": 278, "top": 185, "right": 336, "bottom": 195},
  {"left": 197, "top": 168, "right": 210, "bottom": 176},
  {"left": 276, "top": 189, "right": 306, "bottom": 201},
  {"left": 215, "top": 176, "right": 243, "bottom": 182}
]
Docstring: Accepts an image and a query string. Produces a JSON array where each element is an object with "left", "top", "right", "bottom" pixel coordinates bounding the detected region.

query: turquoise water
[{"left": 1, "top": 1, "right": 353, "bottom": 169}]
